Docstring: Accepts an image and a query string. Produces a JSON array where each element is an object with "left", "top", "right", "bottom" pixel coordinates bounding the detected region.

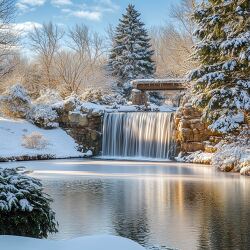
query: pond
[{"left": 2, "top": 159, "right": 250, "bottom": 250}]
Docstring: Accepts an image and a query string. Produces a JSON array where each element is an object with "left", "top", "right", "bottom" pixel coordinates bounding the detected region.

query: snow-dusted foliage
[
  {"left": 22, "top": 132, "right": 49, "bottom": 150},
  {"left": 176, "top": 151, "right": 213, "bottom": 165},
  {"left": 27, "top": 104, "right": 58, "bottom": 128},
  {"left": 35, "top": 89, "right": 63, "bottom": 105},
  {"left": 212, "top": 130, "right": 250, "bottom": 173},
  {"left": 108, "top": 4, "right": 155, "bottom": 86},
  {"left": 0, "top": 167, "right": 58, "bottom": 238},
  {"left": 189, "top": 0, "right": 250, "bottom": 133},
  {"left": 0, "top": 84, "right": 31, "bottom": 118},
  {"left": 80, "top": 88, "right": 126, "bottom": 105}
]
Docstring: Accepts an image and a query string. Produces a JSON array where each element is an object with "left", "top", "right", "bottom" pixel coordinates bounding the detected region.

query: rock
[
  {"left": 175, "top": 117, "right": 181, "bottom": 126},
  {"left": 204, "top": 144, "right": 217, "bottom": 153},
  {"left": 179, "top": 118, "right": 190, "bottom": 129},
  {"left": 181, "top": 142, "right": 204, "bottom": 152},
  {"left": 68, "top": 112, "right": 88, "bottom": 127},
  {"left": 90, "top": 130, "right": 98, "bottom": 141},
  {"left": 222, "top": 163, "right": 234, "bottom": 172},
  {"left": 240, "top": 166, "right": 250, "bottom": 176},
  {"left": 79, "top": 114, "right": 88, "bottom": 126},
  {"left": 179, "top": 128, "right": 194, "bottom": 141}
]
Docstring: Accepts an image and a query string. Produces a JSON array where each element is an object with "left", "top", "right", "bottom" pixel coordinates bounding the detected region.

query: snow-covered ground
[
  {"left": 0, "top": 235, "right": 145, "bottom": 250},
  {"left": 0, "top": 117, "right": 85, "bottom": 159},
  {"left": 60, "top": 100, "right": 177, "bottom": 114}
]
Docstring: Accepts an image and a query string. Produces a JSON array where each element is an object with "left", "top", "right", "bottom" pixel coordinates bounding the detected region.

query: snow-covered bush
[
  {"left": 27, "top": 104, "right": 58, "bottom": 128},
  {"left": 80, "top": 88, "right": 126, "bottom": 105},
  {"left": 0, "top": 84, "right": 31, "bottom": 118},
  {"left": 80, "top": 88, "right": 103, "bottom": 103},
  {"left": 212, "top": 131, "right": 250, "bottom": 173},
  {"left": 176, "top": 151, "right": 213, "bottom": 165},
  {"left": 35, "top": 89, "right": 63, "bottom": 105},
  {"left": 54, "top": 94, "right": 82, "bottom": 113},
  {"left": 0, "top": 167, "right": 58, "bottom": 238},
  {"left": 101, "top": 92, "right": 126, "bottom": 105},
  {"left": 22, "top": 132, "right": 49, "bottom": 150}
]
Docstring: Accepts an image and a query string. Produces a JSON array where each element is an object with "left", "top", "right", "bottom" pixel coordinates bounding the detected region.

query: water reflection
[{"left": 2, "top": 159, "right": 250, "bottom": 250}]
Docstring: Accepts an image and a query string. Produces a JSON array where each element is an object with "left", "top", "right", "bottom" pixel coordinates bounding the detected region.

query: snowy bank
[
  {"left": 176, "top": 132, "right": 250, "bottom": 176},
  {"left": 0, "top": 117, "right": 85, "bottom": 160},
  {"left": 0, "top": 235, "right": 145, "bottom": 250}
]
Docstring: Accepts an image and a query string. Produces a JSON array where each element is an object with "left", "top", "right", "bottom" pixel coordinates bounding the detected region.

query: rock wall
[
  {"left": 55, "top": 102, "right": 102, "bottom": 155},
  {"left": 175, "top": 103, "right": 221, "bottom": 153}
]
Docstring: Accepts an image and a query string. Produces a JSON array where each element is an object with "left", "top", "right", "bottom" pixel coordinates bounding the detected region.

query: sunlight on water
[{"left": 2, "top": 159, "right": 250, "bottom": 250}]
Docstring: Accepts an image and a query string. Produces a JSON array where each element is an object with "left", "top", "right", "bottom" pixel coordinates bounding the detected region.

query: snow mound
[
  {"left": 0, "top": 117, "right": 84, "bottom": 159},
  {"left": 0, "top": 235, "right": 145, "bottom": 250}
]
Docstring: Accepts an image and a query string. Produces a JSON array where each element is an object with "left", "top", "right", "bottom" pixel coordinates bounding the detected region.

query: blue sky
[{"left": 14, "top": 0, "right": 182, "bottom": 34}]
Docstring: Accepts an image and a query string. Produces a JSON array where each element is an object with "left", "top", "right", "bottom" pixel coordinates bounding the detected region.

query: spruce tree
[
  {"left": 109, "top": 4, "right": 155, "bottom": 85},
  {"left": 189, "top": 0, "right": 250, "bottom": 133}
]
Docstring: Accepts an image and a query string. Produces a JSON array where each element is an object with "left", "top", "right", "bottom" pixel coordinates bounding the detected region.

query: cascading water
[{"left": 102, "top": 112, "right": 176, "bottom": 160}]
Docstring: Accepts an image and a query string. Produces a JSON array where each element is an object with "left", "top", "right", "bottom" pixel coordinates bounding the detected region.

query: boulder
[
  {"left": 68, "top": 112, "right": 88, "bottom": 127},
  {"left": 179, "top": 128, "right": 194, "bottom": 141},
  {"left": 181, "top": 142, "right": 204, "bottom": 152}
]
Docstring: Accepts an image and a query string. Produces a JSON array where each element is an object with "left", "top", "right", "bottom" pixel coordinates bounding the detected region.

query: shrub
[
  {"left": 212, "top": 130, "right": 250, "bottom": 172},
  {"left": 35, "top": 89, "right": 63, "bottom": 105},
  {"left": 80, "top": 88, "right": 126, "bottom": 105},
  {"left": 27, "top": 104, "right": 59, "bottom": 128},
  {"left": 22, "top": 132, "right": 49, "bottom": 149},
  {"left": 0, "top": 167, "right": 58, "bottom": 238},
  {"left": 0, "top": 84, "right": 31, "bottom": 118},
  {"left": 80, "top": 88, "right": 103, "bottom": 103}
]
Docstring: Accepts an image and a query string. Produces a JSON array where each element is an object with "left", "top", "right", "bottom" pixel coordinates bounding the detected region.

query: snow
[
  {"left": 0, "top": 117, "right": 84, "bottom": 159},
  {"left": 175, "top": 151, "right": 213, "bottom": 165},
  {"left": 176, "top": 131, "right": 250, "bottom": 176},
  {"left": 55, "top": 97, "right": 176, "bottom": 114},
  {"left": 208, "top": 112, "right": 244, "bottom": 133},
  {"left": 132, "top": 78, "right": 185, "bottom": 84},
  {"left": 27, "top": 104, "right": 59, "bottom": 128},
  {"left": 6, "top": 84, "right": 31, "bottom": 104},
  {"left": 212, "top": 134, "right": 250, "bottom": 173},
  {"left": 0, "top": 235, "right": 145, "bottom": 250}
]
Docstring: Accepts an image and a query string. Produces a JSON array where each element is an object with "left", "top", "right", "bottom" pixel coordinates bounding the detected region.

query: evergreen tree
[
  {"left": 189, "top": 0, "right": 250, "bottom": 133},
  {"left": 109, "top": 4, "right": 155, "bottom": 85},
  {"left": 0, "top": 167, "right": 58, "bottom": 238}
]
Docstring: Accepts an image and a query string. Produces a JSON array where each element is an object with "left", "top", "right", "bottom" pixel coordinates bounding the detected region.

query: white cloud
[
  {"left": 20, "top": 0, "right": 45, "bottom": 6},
  {"left": 12, "top": 22, "right": 42, "bottom": 35},
  {"left": 60, "top": 0, "right": 119, "bottom": 21},
  {"left": 72, "top": 10, "right": 102, "bottom": 21},
  {"left": 51, "top": 0, "right": 72, "bottom": 7},
  {"left": 16, "top": 0, "right": 46, "bottom": 12},
  {"left": 93, "top": 0, "right": 119, "bottom": 12}
]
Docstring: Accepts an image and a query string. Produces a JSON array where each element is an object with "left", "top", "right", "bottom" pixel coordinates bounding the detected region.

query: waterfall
[{"left": 102, "top": 112, "right": 176, "bottom": 160}]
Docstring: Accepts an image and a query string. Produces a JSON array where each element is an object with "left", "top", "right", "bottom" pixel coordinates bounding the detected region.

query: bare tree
[
  {"left": 150, "top": 0, "right": 196, "bottom": 78},
  {"left": 171, "top": 0, "right": 196, "bottom": 37},
  {"left": 68, "top": 24, "right": 104, "bottom": 65},
  {"left": 62, "top": 24, "right": 108, "bottom": 92},
  {"left": 55, "top": 51, "right": 86, "bottom": 95},
  {"left": 29, "top": 22, "right": 64, "bottom": 86},
  {"left": 0, "top": 0, "right": 19, "bottom": 80}
]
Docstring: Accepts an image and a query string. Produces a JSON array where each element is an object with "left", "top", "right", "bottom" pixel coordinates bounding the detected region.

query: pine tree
[
  {"left": 189, "top": 0, "right": 250, "bottom": 133},
  {"left": 109, "top": 4, "right": 155, "bottom": 86}
]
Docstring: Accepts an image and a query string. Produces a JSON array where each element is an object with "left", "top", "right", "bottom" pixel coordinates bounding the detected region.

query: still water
[{"left": 2, "top": 159, "right": 250, "bottom": 250}]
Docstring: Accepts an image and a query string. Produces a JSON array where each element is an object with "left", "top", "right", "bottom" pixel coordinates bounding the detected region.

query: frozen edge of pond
[{"left": 0, "top": 235, "right": 145, "bottom": 250}]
